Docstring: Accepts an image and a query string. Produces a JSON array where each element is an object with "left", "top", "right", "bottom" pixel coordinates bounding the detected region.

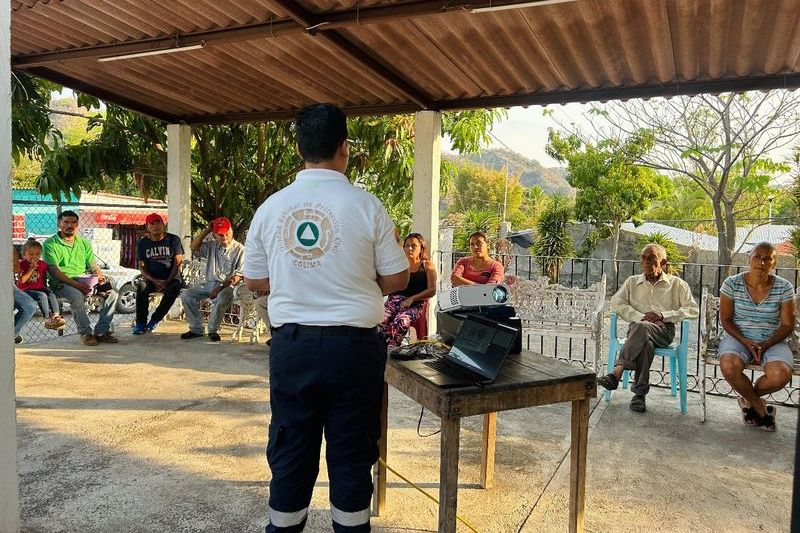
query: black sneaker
[
  {"left": 208, "top": 332, "right": 221, "bottom": 342},
  {"left": 597, "top": 373, "right": 619, "bottom": 391},
  {"left": 181, "top": 331, "right": 204, "bottom": 340},
  {"left": 630, "top": 394, "right": 647, "bottom": 413},
  {"left": 14, "top": 335, "right": 23, "bottom": 345}
]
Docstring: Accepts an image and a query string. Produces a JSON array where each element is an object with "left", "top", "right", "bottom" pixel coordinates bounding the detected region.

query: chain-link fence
[
  {"left": 13, "top": 197, "right": 256, "bottom": 344},
  {"left": 439, "top": 251, "right": 800, "bottom": 406},
  {"left": 13, "top": 198, "right": 166, "bottom": 344}
]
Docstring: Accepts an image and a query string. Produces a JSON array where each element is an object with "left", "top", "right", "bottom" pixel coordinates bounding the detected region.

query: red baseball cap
[
  {"left": 145, "top": 213, "right": 164, "bottom": 225},
  {"left": 212, "top": 217, "right": 232, "bottom": 235}
]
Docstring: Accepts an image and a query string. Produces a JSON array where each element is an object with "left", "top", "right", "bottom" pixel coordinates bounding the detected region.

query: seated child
[{"left": 18, "top": 238, "right": 65, "bottom": 330}]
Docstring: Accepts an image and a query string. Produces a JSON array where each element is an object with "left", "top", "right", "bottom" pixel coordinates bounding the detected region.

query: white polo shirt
[{"left": 243, "top": 169, "right": 408, "bottom": 328}]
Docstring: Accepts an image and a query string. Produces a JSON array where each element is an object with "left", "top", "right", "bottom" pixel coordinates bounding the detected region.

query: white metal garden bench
[{"left": 506, "top": 275, "right": 606, "bottom": 373}]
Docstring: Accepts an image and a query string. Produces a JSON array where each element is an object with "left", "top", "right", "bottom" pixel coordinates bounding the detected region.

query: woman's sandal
[
  {"left": 738, "top": 397, "right": 775, "bottom": 428},
  {"left": 756, "top": 411, "right": 777, "bottom": 432},
  {"left": 742, "top": 407, "right": 759, "bottom": 427}
]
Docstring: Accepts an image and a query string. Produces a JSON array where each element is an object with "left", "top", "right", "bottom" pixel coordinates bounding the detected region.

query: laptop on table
[{"left": 397, "top": 315, "right": 518, "bottom": 388}]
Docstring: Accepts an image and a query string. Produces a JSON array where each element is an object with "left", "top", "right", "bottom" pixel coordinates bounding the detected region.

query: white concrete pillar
[
  {"left": 167, "top": 124, "right": 192, "bottom": 256},
  {"left": 1, "top": 0, "right": 20, "bottom": 530},
  {"left": 412, "top": 111, "right": 442, "bottom": 334}
]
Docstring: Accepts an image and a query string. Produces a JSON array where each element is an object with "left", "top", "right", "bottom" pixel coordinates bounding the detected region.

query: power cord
[
  {"left": 416, "top": 407, "right": 440, "bottom": 438},
  {"left": 378, "top": 457, "right": 481, "bottom": 533}
]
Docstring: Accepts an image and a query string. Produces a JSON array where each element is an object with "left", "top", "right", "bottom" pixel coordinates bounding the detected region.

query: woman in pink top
[{"left": 451, "top": 231, "right": 504, "bottom": 286}]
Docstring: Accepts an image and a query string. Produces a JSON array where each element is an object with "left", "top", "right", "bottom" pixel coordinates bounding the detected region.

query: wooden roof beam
[
  {"left": 24, "top": 67, "right": 179, "bottom": 122},
  {"left": 268, "top": 0, "right": 431, "bottom": 109},
  {"left": 179, "top": 72, "right": 800, "bottom": 124},
  {"left": 12, "top": 1, "right": 538, "bottom": 67}
]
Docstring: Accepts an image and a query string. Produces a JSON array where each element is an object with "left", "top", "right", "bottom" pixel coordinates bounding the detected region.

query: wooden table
[{"left": 374, "top": 350, "right": 596, "bottom": 533}]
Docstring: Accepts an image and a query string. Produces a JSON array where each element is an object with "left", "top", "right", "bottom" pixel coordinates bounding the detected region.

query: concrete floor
[{"left": 15, "top": 320, "right": 796, "bottom": 532}]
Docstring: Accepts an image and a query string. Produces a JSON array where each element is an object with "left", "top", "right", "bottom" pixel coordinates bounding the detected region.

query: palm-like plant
[
  {"left": 453, "top": 209, "right": 500, "bottom": 252},
  {"left": 636, "top": 232, "right": 687, "bottom": 275},
  {"left": 789, "top": 228, "right": 800, "bottom": 266},
  {"left": 532, "top": 196, "right": 574, "bottom": 282}
]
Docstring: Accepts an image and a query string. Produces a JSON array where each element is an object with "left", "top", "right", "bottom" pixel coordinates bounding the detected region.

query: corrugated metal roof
[
  {"left": 621, "top": 222, "right": 719, "bottom": 251},
  {"left": 736, "top": 224, "right": 796, "bottom": 246},
  {"left": 12, "top": 0, "right": 800, "bottom": 123}
]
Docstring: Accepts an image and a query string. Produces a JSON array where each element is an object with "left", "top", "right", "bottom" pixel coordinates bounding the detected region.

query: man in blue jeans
[
  {"left": 43, "top": 211, "right": 119, "bottom": 346},
  {"left": 13, "top": 286, "right": 37, "bottom": 344},
  {"left": 13, "top": 246, "right": 38, "bottom": 344},
  {"left": 180, "top": 217, "right": 244, "bottom": 342}
]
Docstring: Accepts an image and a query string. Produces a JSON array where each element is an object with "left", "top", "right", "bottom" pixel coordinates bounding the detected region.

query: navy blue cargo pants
[{"left": 266, "top": 323, "right": 387, "bottom": 532}]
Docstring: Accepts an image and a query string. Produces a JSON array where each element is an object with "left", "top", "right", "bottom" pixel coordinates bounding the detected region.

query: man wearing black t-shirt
[{"left": 133, "top": 213, "right": 184, "bottom": 334}]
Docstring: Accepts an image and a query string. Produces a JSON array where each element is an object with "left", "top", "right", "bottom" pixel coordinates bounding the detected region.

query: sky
[
  {"left": 483, "top": 103, "right": 592, "bottom": 168},
  {"left": 478, "top": 98, "right": 797, "bottom": 184}
]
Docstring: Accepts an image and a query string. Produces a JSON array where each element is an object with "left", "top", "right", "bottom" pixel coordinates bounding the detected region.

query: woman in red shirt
[
  {"left": 18, "top": 238, "right": 65, "bottom": 329},
  {"left": 451, "top": 231, "right": 504, "bottom": 286}
]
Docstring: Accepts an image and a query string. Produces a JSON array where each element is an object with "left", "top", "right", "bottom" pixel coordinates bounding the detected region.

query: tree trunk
[
  {"left": 713, "top": 199, "right": 735, "bottom": 280},
  {"left": 611, "top": 222, "right": 621, "bottom": 287}
]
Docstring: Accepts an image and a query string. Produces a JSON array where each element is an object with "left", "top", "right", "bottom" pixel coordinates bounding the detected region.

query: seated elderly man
[
  {"left": 180, "top": 217, "right": 244, "bottom": 342},
  {"left": 598, "top": 243, "right": 699, "bottom": 412}
]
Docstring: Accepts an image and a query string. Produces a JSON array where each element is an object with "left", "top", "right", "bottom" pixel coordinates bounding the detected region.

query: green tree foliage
[
  {"left": 16, "top": 76, "right": 504, "bottom": 238},
  {"left": 446, "top": 161, "right": 525, "bottom": 225},
  {"left": 12, "top": 156, "right": 40, "bottom": 189},
  {"left": 531, "top": 195, "right": 574, "bottom": 282},
  {"left": 585, "top": 92, "right": 800, "bottom": 270},
  {"left": 451, "top": 209, "right": 500, "bottom": 252},
  {"left": 789, "top": 228, "right": 800, "bottom": 265},
  {"left": 635, "top": 232, "right": 687, "bottom": 274},
  {"left": 38, "top": 102, "right": 168, "bottom": 202},
  {"left": 521, "top": 185, "right": 549, "bottom": 222},
  {"left": 546, "top": 129, "right": 670, "bottom": 280},
  {"left": 646, "top": 175, "right": 793, "bottom": 234},
  {"left": 11, "top": 70, "right": 59, "bottom": 164}
]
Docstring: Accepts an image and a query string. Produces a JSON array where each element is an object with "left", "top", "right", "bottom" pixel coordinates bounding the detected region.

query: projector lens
[{"left": 492, "top": 285, "right": 508, "bottom": 303}]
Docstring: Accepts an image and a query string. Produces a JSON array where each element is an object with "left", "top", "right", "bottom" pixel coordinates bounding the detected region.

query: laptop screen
[{"left": 447, "top": 316, "right": 516, "bottom": 379}]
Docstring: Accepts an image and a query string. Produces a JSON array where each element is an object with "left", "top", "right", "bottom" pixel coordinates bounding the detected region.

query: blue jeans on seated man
[
  {"left": 14, "top": 286, "right": 38, "bottom": 337},
  {"left": 54, "top": 283, "right": 119, "bottom": 336},
  {"left": 181, "top": 281, "right": 235, "bottom": 335}
]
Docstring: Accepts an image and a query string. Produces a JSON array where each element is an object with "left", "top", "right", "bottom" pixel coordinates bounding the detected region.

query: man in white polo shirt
[{"left": 244, "top": 103, "right": 409, "bottom": 533}]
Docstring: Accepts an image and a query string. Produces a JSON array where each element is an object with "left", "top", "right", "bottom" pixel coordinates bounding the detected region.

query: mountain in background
[{"left": 448, "top": 148, "right": 573, "bottom": 196}]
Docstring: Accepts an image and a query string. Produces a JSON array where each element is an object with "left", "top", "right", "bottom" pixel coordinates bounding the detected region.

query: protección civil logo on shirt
[{"left": 279, "top": 204, "right": 342, "bottom": 268}]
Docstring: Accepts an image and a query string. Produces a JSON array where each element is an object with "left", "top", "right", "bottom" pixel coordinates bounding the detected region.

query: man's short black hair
[
  {"left": 58, "top": 210, "right": 79, "bottom": 221},
  {"left": 295, "top": 103, "right": 348, "bottom": 163}
]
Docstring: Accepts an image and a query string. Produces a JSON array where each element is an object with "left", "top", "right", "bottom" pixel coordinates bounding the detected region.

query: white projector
[{"left": 438, "top": 283, "right": 510, "bottom": 312}]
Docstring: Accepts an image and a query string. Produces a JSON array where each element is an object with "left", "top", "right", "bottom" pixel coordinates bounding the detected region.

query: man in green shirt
[{"left": 43, "top": 210, "right": 119, "bottom": 346}]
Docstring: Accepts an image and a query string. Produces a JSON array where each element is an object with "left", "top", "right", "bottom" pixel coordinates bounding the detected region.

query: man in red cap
[
  {"left": 181, "top": 216, "right": 245, "bottom": 341},
  {"left": 133, "top": 212, "right": 184, "bottom": 334}
]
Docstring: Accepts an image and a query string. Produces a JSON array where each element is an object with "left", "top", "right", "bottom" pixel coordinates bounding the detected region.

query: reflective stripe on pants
[
  {"left": 330, "top": 504, "right": 370, "bottom": 528},
  {"left": 268, "top": 506, "right": 308, "bottom": 529}
]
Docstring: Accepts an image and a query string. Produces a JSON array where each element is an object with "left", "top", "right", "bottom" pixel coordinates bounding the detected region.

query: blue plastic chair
[{"left": 605, "top": 312, "right": 690, "bottom": 413}]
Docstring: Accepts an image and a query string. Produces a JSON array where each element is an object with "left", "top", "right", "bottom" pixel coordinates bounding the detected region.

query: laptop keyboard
[{"left": 423, "top": 357, "right": 485, "bottom": 382}]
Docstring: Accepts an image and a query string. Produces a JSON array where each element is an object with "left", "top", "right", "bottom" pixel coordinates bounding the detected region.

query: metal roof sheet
[
  {"left": 12, "top": 0, "right": 800, "bottom": 123},
  {"left": 620, "top": 222, "right": 719, "bottom": 251}
]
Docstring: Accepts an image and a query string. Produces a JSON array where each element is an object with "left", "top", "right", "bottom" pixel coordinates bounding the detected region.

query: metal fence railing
[{"left": 438, "top": 251, "right": 799, "bottom": 407}]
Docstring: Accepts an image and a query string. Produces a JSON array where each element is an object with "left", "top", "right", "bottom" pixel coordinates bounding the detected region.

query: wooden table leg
[
  {"left": 569, "top": 398, "right": 589, "bottom": 533},
  {"left": 480, "top": 412, "right": 496, "bottom": 489},
  {"left": 373, "top": 381, "right": 389, "bottom": 517},
  {"left": 439, "top": 417, "right": 460, "bottom": 533}
]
